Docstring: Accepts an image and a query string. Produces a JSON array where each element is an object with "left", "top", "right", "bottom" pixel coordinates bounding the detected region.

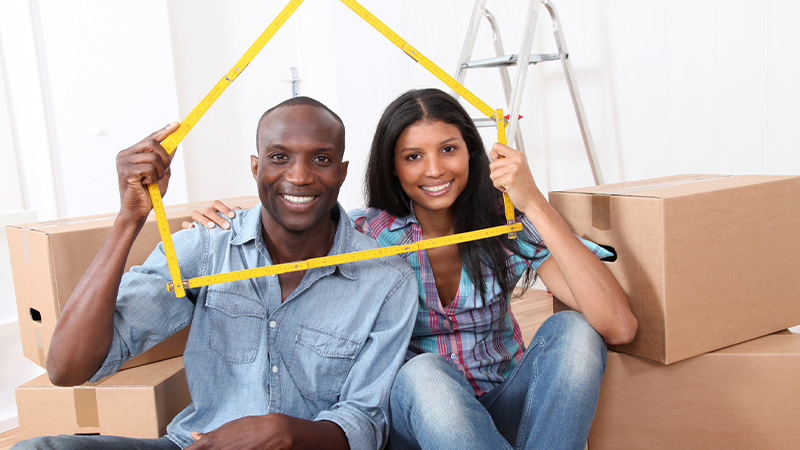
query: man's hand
[
  {"left": 115, "top": 122, "right": 179, "bottom": 224},
  {"left": 187, "top": 414, "right": 348, "bottom": 450}
]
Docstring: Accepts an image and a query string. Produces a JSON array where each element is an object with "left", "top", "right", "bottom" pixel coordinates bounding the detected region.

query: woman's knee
[{"left": 391, "top": 353, "right": 471, "bottom": 411}]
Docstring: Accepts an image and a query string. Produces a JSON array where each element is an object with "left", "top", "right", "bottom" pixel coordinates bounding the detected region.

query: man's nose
[{"left": 285, "top": 160, "right": 314, "bottom": 185}]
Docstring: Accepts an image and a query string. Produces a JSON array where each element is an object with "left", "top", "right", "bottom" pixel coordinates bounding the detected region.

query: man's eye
[
  {"left": 269, "top": 153, "right": 288, "bottom": 161},
  {"left": 314, "top": 155, "right": 332, "bottom": 163}
]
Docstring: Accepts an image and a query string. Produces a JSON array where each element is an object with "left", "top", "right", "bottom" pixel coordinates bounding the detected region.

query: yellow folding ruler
[{"left": 150, "top": 0, "right": 520, "bottom": 297}]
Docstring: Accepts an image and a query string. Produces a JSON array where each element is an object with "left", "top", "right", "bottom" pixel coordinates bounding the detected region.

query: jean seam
[{"left": 514, "top": 339, "right": 542, "bottom": 449}]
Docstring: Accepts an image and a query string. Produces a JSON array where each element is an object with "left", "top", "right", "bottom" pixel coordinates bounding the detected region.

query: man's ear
[
  {"left": 340, "top": 161, "right": 349, "bottom": 187},
  {"left": 251, "top": 155, "right": 259, "bottom": 179}
]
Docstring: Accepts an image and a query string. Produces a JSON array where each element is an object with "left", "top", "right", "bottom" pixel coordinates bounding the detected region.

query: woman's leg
[
  {"left": 480, "top": 311, "right": 607, "bottom": 450},
  {"left": 388, "top": 353, "right": 513, "bottom": 450}
]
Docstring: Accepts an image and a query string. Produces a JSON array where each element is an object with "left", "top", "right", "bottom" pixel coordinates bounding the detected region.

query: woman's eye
[
  {"left": 406, "top": 153, "right": 421, "bottom": 161},
  {"left": 441, "top": 145, "right": 456, "bottom": 153}
]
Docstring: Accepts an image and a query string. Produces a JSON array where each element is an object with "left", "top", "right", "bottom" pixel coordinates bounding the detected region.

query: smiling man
[{"left": 15, "top": 97, "right": 417, "bottom": 450}]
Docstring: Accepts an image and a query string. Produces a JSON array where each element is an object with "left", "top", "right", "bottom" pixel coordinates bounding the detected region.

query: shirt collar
[
  {"left": 230, "top": 203, "right": 357, "bottom": 280},
  {"left": 387, "top": 201, "right": 420, "bottom": 232}
]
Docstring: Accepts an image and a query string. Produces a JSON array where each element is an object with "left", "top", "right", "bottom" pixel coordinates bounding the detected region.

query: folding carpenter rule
[{"left": 150, "top": 0, "right": 520, "bottom": 297}]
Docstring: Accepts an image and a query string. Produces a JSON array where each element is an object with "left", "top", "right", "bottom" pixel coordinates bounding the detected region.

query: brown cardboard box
[
  {"left": 588, "top": 331, "right": 800, "bottom": 450},
  {"left": 6, "top": 196, "right": 259, "bottom": 369},
  {"left": 549, "top": 174, "right": 800, "bottom": 363},
  {"left": 15, "top": 356, "right": 190, "bottom": 439}
]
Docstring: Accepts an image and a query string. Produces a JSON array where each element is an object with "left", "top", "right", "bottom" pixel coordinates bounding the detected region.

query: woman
[{"left": 186, "top": 88, "right": 637, "bottom": 449}]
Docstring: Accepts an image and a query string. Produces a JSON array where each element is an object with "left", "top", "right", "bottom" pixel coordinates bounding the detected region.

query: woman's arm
[
  {"left": 489, "top": 143, "right": 637, "bottom": 345},
  {"left": 181, "top": 199, "right": 242, "bottom": 229}
]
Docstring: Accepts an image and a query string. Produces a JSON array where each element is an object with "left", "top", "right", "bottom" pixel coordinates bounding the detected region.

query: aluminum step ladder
[{"left": 453, "top": 0, "right": 604, "bottom": 185}]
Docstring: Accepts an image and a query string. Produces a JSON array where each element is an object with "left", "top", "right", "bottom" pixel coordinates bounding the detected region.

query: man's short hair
[{"left": 256, "top": 96, "right": 345, "bottom": 155}]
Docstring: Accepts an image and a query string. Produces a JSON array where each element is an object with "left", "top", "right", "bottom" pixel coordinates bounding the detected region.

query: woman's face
[{"left": 393, "top": 120, "right": 470, "bottom": 217}]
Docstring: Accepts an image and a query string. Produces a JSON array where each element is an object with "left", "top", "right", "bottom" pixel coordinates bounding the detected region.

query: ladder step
[
  {"left": 472, "top": 117, "right": 496, "bottom": 127},
  {"left": 463, "top": 53, "right": 562, "bottom": 69}
]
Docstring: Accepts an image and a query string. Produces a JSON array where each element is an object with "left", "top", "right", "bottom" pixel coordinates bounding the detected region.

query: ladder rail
[
  {"left": 543, "top": 0, "right": 604, "bottom": 185},
  {"left": 505, "top": 0, "right": 540, "bottom": 147},
  {"left": 482, "top": 8, "right": 526, "bottom": 154},
  {"left": 454, "top": 0, "right": 487, "bottom": 86}
]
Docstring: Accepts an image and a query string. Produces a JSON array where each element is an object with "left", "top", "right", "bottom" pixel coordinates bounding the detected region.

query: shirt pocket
[
  {"left": 288, "top": 325, "right": 360, "bottom": 400},
  {"left": 205, "top": 289, "right": 266, "bottom": 364}
]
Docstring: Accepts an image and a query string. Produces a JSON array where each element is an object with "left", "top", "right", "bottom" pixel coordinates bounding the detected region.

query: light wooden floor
[{"left": 0, "top": 290, "right": 553, "bottom": 449}]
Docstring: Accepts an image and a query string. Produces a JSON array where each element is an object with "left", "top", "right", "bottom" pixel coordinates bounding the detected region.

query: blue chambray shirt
[{"left": 90, "top": 204, "right": 417, "bottom": 450}]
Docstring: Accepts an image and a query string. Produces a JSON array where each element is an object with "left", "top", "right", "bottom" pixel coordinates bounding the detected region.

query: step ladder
[{"left": 453, "top": 0, "right": 604, "bottom": 185}]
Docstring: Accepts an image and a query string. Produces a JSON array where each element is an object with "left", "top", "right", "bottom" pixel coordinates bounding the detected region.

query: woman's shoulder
[{"left": 347, "top": 207, "right": 412, "bottom": 240}]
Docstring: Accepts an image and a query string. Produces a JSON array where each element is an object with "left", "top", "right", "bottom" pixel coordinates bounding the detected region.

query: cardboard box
[
  {"left": 15, "top": 356, "right": 190, "bottom": 439},
  {"left": 6, "top": 196, "right": 259, "bottom": 369},
  {"left": 589, "top": 331, "right": 800, "bottom": 450},
  {"left": 549, "top": 174, "right": 800, "bottom": 363}
]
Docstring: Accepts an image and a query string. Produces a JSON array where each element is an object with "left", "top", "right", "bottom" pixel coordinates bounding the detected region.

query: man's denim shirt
[{"left": 90, "top": 204, "right": 417, "bottom": 450}]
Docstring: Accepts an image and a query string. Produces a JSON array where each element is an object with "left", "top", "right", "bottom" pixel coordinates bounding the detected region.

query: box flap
[
  {"left": 551, "top": 174, "right": 800, "bottom": 199},
  {"left": 712, "top": 330, "right": 800, "bottom": 356}
]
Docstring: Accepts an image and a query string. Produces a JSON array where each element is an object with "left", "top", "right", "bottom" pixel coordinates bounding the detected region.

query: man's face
[{"left": 251, "top": 105, "right": 347, "bottom": 234}]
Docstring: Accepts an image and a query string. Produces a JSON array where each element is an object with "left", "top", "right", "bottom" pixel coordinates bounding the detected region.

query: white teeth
[
  {"left": 282, "top": 194, "right": 315, "bottom": 204},
  {"left": 421, "top": 182, "right": 451, "bottom": 193}
]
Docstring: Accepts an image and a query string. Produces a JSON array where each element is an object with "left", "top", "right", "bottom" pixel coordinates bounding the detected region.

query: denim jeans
[
  {"left": 388, "top": 311, "right": 607, "bottom": 450},
  {"left": 11, "top": 435, "right": 179, "bottom": 450}
]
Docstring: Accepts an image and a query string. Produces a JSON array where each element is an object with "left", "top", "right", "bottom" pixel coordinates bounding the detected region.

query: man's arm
[{"left": 46, "top": 123, "right": 179, "bottom": 386}]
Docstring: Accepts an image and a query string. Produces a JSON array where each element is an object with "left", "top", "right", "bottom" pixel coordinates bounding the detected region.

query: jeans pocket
[
  {"left": 205, "top": 289, "right": 266, "bottom": 364},
  {"left": 288, "top": 325, "right": 360, "bottom": 399}
]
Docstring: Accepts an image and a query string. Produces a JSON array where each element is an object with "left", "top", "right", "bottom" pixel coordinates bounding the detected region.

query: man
[{"left": 16, "top": 97, "right": 417, "bottom": 450}]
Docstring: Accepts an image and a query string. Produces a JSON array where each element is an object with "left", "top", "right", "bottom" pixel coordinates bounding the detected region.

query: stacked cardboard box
[
  {"left": 16, "top": 357, "right": 190, "bottom": 439},
  {"left": 7, "top": 196, "right": 259, "bottom": 439},
  {"left": 549, "top": 175, "right": 800, "bottom": 447}
]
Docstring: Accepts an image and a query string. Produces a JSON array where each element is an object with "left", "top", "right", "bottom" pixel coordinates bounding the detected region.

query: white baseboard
[{"left": 0, "top": 412, "right": 19, "bottom": 434}]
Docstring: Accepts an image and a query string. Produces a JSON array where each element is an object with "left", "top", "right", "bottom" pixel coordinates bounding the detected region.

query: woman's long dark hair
[{"left": 365, "top": 88, "right": 539, "bottom": 300}]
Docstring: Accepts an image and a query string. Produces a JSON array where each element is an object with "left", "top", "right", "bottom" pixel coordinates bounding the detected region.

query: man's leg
[
  {"left": 12, "top": 435, "right": 180, "bottom": 450},
  {"left": 388, "top": 353, "right": 513, "bottom": 450},
  {"left": 480, "top": 311, "right": 607, "bottom": 450}
]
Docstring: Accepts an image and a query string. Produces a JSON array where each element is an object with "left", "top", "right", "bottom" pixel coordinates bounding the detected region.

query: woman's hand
[
  {"left": 488, "top": 143, "right": 547, "bottom": 215},
  {"left": 181, "top": 200, "right": 242, "bottom": 230}
]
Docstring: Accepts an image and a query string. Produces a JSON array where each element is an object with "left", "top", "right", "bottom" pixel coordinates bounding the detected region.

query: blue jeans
[
  {"left": 388, "top": 311, "right": 606, "bottom": 450},
  {"left": 12, "top": 435, "right": 180, "bottom": 450}
]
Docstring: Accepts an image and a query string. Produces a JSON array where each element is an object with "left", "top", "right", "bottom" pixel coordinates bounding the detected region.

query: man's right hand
[{"left": 116, "top": 122, "right": 179, "bottom": 224}]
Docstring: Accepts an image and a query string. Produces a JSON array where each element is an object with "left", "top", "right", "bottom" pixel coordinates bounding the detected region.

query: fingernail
[
  {"left": 207, "top": 221, "right": 215, "bottom": 228},
  {"left": 222, "top": 222, "right": 230, "bottom": 229},
  {"left": 227, "top": 211, "right": 235, "bottom": 218}
]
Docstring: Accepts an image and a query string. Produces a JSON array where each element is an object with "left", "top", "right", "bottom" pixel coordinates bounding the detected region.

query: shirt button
[
  {"left": 269, "top": 321, "right": 277, "bottom": 328},
  {"left": 450, "top": 353, "right": 457, "bottom": 360},
  {"left": 272, "top": 366, "right": 278, "bottom": 373}
]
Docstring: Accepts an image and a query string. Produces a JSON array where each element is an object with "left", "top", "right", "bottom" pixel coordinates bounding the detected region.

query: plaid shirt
[{"left": 349, "top": 206, "right": 612, "bottom": 396}]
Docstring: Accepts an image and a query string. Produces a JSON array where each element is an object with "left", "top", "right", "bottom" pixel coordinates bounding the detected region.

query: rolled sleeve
[
  {"left": 89, "top": 227, "right": 204, "bottom": 381},
  {"left": 519, "top": 214, "right": 613, "bottom": 271},
  {"left": 313, "top": 267, "right": 417, "bottom": 450}
]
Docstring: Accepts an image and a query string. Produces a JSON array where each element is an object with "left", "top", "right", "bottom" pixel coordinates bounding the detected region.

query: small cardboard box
[
  {"left": 549, "top": 174, "right": 800, "bottom": 363},
  {"left": 6, "top": 196, "right": 259, "bottom": 369},
  {"left": 589, "top": 331, "right": 800, "bottom": 449},
  {"left": 15, "top": 356, "right": 190, "bottom": 440}
]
